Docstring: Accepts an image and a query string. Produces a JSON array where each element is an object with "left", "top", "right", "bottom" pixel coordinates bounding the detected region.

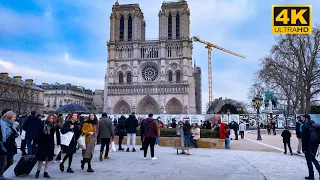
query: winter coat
[
  {"left": 117, "top": 117, "right": 126, "bottom": 136},
  {"left": 232, "top": 122, "right": 239, "bottom": 131},
  {"left": 239, "top": 123, "right": 246, "bottom": 132},
  {"left": 296, "top": 120, "right": 303, "bottom": 138},
  {"left": 183, "top": 123, "right": 192, "bottom": 136},
  {"left": 36, "top": 121, "right": 60, "bottom": 161},
  {"left": 140, "top": 119, "right": 146, "bottom": 136},
  {"left": 18, "top": 116, "right": 27, "bottom": 133},
  {"left": 0, "top": 127, "right": 18, "bottom": 156},
  {"left": 191, "top": 128, "right": 200, "bottom": 140},
  {"left": 171, "top": 122, "right": 177, "bottom": 128},
  {"left": 302, "top": 120, "right": 316, "bottom": 152},
  {"left": 143, "top": 118, "right": 158, "bottom": 139},
  {"left": 61, "top": 120, "right": 81, "bottom": 154},
  {"left": 219, "top": 123, "right": 226, "bottom": 139},
  {"left": 155, "top": 120, "right": 161, "bottom": 136},
  {"left": 281, "top": 129, "right": 291, "bottom": 143},
  {"left": 225, "top": 128, "right": 230, "bottom": 138},
  {"left": 82, "top": 121, "right": 98, "bottom": 159},
  {"left": 99, "top": 117, "right": 114, "bottom": 139},
  {"left": 125, "top": 115, "right": 138, "bottom": 134},
  {"left": 22, "top": 114, "right": 43, "bottom": 140}
]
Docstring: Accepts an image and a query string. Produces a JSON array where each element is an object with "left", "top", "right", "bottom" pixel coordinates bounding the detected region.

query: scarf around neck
[{"left": 43, "top": 121, "right": 54, "bottom": 135}]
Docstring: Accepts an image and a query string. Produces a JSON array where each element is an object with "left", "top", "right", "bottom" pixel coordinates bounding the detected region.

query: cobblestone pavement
[{"left": 4, "top": 144, "right": 315, "bottom": 180}]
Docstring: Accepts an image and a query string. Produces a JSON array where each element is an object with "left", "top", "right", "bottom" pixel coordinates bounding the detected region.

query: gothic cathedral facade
[{"left": 104, "top": 0, "right": 201, "bottom": 114}]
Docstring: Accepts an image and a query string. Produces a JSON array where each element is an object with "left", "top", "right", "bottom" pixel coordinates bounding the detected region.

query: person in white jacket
[
  {"left": 239, "top": 122, "right": 246, "bottom": 139},
  {"left": 191, "top": 124, "right": 201, "bottom": 148}
]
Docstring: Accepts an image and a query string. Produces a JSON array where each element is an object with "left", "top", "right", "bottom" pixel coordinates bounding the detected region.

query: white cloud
[
  {"left": 0, "top": 5, "right": 54, "bottom": 36},
  {"left": 0, "top": 59, "right": 103, "bottom": 89}
]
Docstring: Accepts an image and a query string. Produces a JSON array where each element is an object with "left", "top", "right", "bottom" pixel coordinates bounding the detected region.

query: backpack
[
  {"left": 298, "top": 122, "right": 303, "bottom": 133},
  {"left": 118, "top": 118, "right": 126, "bottom": 128},
  {"left": 309, "top": 124, "right": 320, "bottom": 144}
]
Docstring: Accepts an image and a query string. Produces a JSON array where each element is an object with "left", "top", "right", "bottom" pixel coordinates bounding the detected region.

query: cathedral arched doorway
[
  {"left": 165, "top": 97, "right": 183, "bottom": 114},
  {"left": 136, "top": 95, "right": 160, "bottom": 114},
  {"left": 113, "top": 100, "right": 131, "bottom": 114}
]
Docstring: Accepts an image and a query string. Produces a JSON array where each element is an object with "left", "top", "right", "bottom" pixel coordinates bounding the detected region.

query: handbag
[
  {"left": 111, "top": 140, "right": 116, "bottom": 152},
  {"left": 20, "top": 130, "right": 26, "bottom": 140},
  {"left": 60, "top": 131, "right": 74, "bottom": 146},
  {"left": 54, "top": 146, "right": 61, "bottom": 155},
  {"left": 77, "top": 135, "right": 86, "bottom": 150}
]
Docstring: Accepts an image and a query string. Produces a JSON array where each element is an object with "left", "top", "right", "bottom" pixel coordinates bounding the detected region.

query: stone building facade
[
  {"left": 39, "top": 83, "right": 93, "bottom": 113},
  {"left": 0, "top": 72, "right": 44, "bottom": 114},
  {"left": 194, "top": 63, "right": 202, "bottom": 114},
  {"left": 104, "top": 0, "right": 201, "bottom": 114},
  {"left": 93, "top": 90, "right": 104, "bottom": 113}
]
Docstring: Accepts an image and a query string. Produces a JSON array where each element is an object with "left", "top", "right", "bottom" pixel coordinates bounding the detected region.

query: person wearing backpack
[
  {"left": 302, "top": 114, "right": 320, "bottom": 180},
  {"left": 296, "top": 116, "right": 304, "bottom": 154},
  {"left": 117, "top": 116, "right": 126, "bottom": 151}
]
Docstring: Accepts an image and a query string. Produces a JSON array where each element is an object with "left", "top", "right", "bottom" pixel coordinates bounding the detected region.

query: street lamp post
[
  {"left": 252, "top": 96, "right": 263, "bottom": 140},
  {"left": 227, "top": 109, "right": 230, "bottom": 124}
]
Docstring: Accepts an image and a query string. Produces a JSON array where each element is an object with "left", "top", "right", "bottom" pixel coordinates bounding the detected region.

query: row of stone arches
[{"left": 112, "top": 96, "right": 183, "bottom": 114}]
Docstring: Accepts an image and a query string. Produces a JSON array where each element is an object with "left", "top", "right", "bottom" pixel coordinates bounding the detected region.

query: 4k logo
[{"left": 272, "top": 5, "right": 312, "bottom": 34}]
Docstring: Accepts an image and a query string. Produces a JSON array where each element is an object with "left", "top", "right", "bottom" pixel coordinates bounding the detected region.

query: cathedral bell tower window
[
  {"left": 119, "top": 72, "right": 124, "bottom": 84},
  {"left": 128, "top": 16, "right": 132, "bottom": 41},
  {"left": 120, "top": 16, "right": 124, "bottom": 41},
  {"left": 176, "top": 71, "right": 181, "bottom": 83},
  {"left": 168, "top": 14, "right": 172, "bottom": 40},
  {"left": 127, "top": 72, "right": 132, "bottom": 84},
  {"left": 176, "top": 14, "right": 180, "bottom": 39}
]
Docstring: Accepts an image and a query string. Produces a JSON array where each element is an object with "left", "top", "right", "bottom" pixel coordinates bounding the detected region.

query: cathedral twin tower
[{"left": 104, "top": 0, "right": 202, "bottom": 115}]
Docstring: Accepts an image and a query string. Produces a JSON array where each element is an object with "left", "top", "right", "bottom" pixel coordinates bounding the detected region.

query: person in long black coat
[
  {"left": 35, "top": 114, "right": 61, "bottom": 178},
  {"left": 59, "top": 113, "right": 81, "bottom": 173},
  {"left": 281, "top": 125, "right": 292, "bottom": 155}
]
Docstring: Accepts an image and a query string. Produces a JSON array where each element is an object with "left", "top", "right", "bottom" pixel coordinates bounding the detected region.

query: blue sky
[{"left": 0, "top": 0, "right": 319, "bottom": 113}]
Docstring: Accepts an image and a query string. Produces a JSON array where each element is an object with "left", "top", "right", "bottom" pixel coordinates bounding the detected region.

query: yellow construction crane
[{"left": 192, "top": 36, "right": 245, "bottom": 106}]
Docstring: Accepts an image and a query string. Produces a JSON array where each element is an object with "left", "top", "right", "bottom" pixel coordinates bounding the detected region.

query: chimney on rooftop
[
  {"left": 13, "top": 76, "right": 22, "bottom": 83},
  {"left": 0, "top": 72, "right": 9, "bottom": 80},
  {"left": 25, "top": 79, "right": 34, "bottom": 86}
]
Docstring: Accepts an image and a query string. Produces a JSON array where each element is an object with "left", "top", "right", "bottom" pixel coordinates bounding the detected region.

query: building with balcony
[
  {"left": 0, "top": 72, "right": 44, "bottom": 114},
  {"left": 104, "top": 0, "right": 201, "bottom": 114},
  {"left": 93, "top": 90, "right": 104, "bottom": 113},
  {"left": 39, "top": 82, "right": 93, "bottom": 113}
]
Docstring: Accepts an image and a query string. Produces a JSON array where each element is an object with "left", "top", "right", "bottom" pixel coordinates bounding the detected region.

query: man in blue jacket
[
  {"left": 296, "top": 116, "right": 304, "bottom": 154},
  {"left": 22, "top": 110, "right": 43, "bottom": 155},
  {"left": 302, "top": 114, "right": 320, "bottom": 180}
]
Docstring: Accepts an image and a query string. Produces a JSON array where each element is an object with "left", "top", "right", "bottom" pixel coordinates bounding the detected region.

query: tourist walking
[
  {"left": 22, "top": 110, "right": 43, "bottom": 155},
  {"left": 232, "top": 121, "right": 239, "bottom": 140},
  {"left": 183, "top": 120, "right": 192, "bottom": 147},
  {"left": 143, "top": 114, "right": 158, "bottom": 160},
  {"left": 81, "top": 113, "right": 99, "bottom": 172},
  {"left": 18, "top": 113, "right": 27, "bottom": 156},
  {"left": 281, "top": 125, "right": 292, "bottom": 155},
  {"left": 99, "top": 113, "right": 114, "bottom": 160},
  {"left": 224, "top": 125, "right": 231, "bottom": 149},
  {"left": 239, "top": 121, "right": 246, "bottom": 139},
  {"left": 60, "top": 113, "right": 81, "bottom": 173},
  {"left": 35, "top": 114, "right": 61, "bottom": 178},
  {"left": 55, "top": 114, "right": 64, "bottom": 162},
  {"left": 191, "top": 123, "right": 200, "bottom": 148},
  {"left": 296, "top": 116, "right": 304, "bottom": 154},
  {"left": 140, "top": 118, "right": 146, "bottom": 150},
  {"left": 125, "top": 113, "right": 138, "bottom": 152},
  {"left": 302, "top": 114, "right": 320, "bottom": 179},
  {"left": 117, "top": 115, "right": 126, "bottom": 151},
  {"left": 0, "top": 110, "right": 18, "bottom": 180}
]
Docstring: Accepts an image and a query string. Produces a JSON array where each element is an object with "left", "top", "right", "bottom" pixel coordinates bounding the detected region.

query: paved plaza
[{"left": 4, "top": 139, "right": 316, "bottom": 180}]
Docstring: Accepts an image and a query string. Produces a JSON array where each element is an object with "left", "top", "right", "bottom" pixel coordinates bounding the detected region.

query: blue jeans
[
  {"left": 305, "top": 144, "right": 320, "bottom": 177},
  {"left": 225, "top": 138, "right": 230, "bottom": 148},
  {"left": 26, "top": 138, "right": 37, "bottom": 155},
  {"left": 191, "top": 138, "right": 197, "bottom": 147},
  {"left": 184, "top": 135, "right": 191, "bottom": 147},
  {"left": 155, "top": 137, "right": 159, "bottom": 145}
]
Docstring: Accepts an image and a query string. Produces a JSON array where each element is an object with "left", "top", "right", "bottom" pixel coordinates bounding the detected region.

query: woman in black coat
[
  {"left": 0, "top": 110, "right": 18, "bottom": 180},
  {"left": 35, "top": 114, "right": 61, "bottom": 178},
  {"left": 60, "top": 113, "right": 81, "bottom": 173}
]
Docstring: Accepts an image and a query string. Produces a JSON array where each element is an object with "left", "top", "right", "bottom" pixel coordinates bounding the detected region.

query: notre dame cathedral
[{"left": 104, "top": 0, "right": 202, "bottom": 115}]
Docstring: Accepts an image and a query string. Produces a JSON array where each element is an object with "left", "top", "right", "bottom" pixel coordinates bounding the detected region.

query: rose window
[{"left": 142, "top": 66, "right": 158, "bottom": 81}]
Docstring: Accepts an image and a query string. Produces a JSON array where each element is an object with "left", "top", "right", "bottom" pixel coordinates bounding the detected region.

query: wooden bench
[{"left": 174, "top": 147, "right": 192, "bottom": 155}]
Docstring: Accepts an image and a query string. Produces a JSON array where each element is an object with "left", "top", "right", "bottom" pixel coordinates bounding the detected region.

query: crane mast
[{"left": 192, "top": 36, "right": 245, "bottom": 110}]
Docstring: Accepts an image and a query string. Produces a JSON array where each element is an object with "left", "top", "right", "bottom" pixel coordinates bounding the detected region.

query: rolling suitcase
[{"left": 14, "top": 155, "right": 37, "bottom": 176}]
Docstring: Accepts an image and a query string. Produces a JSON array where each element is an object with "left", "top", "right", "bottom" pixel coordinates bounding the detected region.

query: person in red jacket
[
  {"left": 219, "top": 122, "right": 226, "bottom": 139},
  {"left": 142, "top": 114, "right": 158, "bottom": 160}
]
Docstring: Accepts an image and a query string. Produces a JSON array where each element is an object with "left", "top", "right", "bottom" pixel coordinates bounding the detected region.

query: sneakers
[
  {"left": 126, "top": 148, "right": 129, "bottom": 152},
  {"left": 151, "top": 157, "right": 158, "bottom": 160},
  {"left": 104, "top": 156, "right": 110, "bottom": 159},
  {"left": 140, "top": 147, "right": 144, "bottom": 150},
  {"left": 132, "top": 148, "right": 136, "bottom": 152},
  {"left": 35, "top": 170, "right": 40, "bottom": 178},
  {"left": 59, "top": 163, "right": 64, "bottom": 172},
  {"left": 43, "top": 172, "right": 50, "bottom": 178},
  {"left": 156, "top": 145, "right": 159, "bottom": 147},
  {"left": 143, "top": 157, "right": 147, "bottom": 160},
  {"left": 297, "top": 151, "right": 301, "bottom": 154},
  {"left": 67, "top": 168, "right": 74, "bottom": 173},
  {"left": 118, "top": 148, "right": 124, "bottom": 151}
]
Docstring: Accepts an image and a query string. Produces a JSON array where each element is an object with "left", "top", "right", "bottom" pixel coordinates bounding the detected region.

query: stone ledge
[{"left": 112, "top": 136, "right": 224, "bottom": 149}]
